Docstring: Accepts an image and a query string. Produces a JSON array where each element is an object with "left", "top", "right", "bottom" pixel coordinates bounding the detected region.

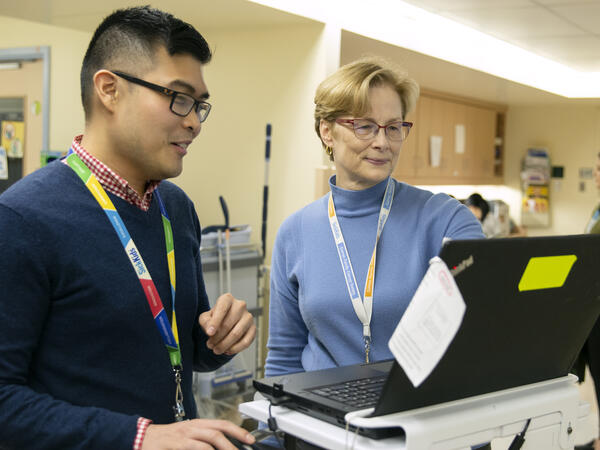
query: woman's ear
[
  {"left": 92, "top": 70, "right": 120, "bottom": 113},
  {"left": 319, "top": 119, "right": 335, "bottom": 148}
]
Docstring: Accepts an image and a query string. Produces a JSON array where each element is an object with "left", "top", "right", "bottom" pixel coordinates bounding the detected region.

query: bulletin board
[
  {"left": 1, "top": 121, "right": 25, "bottom": 158},
  {"left": 0, "top": 114, "right": 25, "bottom": 195}
]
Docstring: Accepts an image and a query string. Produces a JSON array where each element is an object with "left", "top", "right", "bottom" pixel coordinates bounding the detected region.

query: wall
[
  {"left": 504, "top": 105, "right": 600, "bottom": 236},
  {"left": 175, "top": 24, "right": 327, "bottom": 263},
  {"left": 0, "top": 15, "right": 89, "bottom": 152}
]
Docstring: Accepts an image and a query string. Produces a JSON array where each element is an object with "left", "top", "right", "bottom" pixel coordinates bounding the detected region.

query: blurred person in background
[
  {"left": 575, "top": 152, "right": 600, "bottom": 450},
  {"left": 464, "top": 193, "right": 502, "bottom": 238},
  {"left": 585, "top": 152, "right": 600, "bottom": 235}
]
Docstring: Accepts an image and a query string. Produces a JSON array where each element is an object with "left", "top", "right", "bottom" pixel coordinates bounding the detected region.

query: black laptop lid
[{"left": 374, "top": 234, "right": 600, "bottom": 416}]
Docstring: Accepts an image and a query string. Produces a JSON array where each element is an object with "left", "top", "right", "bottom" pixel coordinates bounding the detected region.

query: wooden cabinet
[{"left": 393, "top": 90, "right": 506, "bottom": 185}]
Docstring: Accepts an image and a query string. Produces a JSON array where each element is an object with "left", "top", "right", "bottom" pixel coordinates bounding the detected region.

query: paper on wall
[
  {"left": 0, "top": 146, "right": 8, "bottom": 180},
  {"left": 429, "top": 136, "right": 442, "bottom": 167},
  {"left": 1, "top": 121, "right": 25, "bottom": 158},
  {"left": 388, "top": 256, "right": 465, "bottom": 387},
  {"left": 455, "top": 124, "right": 465, "bottom": 154}
]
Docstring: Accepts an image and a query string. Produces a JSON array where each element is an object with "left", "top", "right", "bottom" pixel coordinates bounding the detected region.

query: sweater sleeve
[
  {"left": 265, "top": 216, "right": 309, "bottom": 377},
  {"left": 0, "top": 205, "right": 139, "bottom": 450},
  {"left": 433, "top": 194, "right": 486, "bottom": 242}
]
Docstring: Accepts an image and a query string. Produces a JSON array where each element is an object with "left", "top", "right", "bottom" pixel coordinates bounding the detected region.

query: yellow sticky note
[{"left": 518, "top": 255, "right": 577, "bottom": 292}]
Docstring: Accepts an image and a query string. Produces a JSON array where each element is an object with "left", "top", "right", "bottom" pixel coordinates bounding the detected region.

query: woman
[{"left": 266, "top": 57, "right": 484, "bottom": 377}]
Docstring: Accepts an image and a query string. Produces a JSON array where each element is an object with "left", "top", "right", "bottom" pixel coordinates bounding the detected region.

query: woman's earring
[{"left": 325, "top": 146, "right": 334, "bottom": 162}]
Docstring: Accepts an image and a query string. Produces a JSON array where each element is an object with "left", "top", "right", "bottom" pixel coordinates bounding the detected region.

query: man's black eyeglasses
[{"left": 111, "top": 71, "right": 211, "bottom": 123}]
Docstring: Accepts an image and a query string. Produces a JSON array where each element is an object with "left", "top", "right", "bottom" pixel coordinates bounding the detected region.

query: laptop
[{"left": 254, "top": 234, "right": 600, "bottom": 439}]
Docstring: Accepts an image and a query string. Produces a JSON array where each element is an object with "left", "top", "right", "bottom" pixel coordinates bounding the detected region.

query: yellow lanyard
[{"left": 327, "top": 177, "right": 395, "bottom": 363}]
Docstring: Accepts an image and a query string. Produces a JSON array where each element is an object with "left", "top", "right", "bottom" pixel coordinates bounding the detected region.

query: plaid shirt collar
[{"left": 65, "top": 135, "right": 160, "bottom": 211}]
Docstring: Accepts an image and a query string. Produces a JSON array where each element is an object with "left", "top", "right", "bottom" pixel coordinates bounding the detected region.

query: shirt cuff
[{"left": 133, "top": 417, "right": 152, "bottom": 450}]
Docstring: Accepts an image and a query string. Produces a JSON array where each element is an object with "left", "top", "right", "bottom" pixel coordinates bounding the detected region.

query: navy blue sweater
[{"left": 0, "top": 161, "right": 230, "bottom": 449}]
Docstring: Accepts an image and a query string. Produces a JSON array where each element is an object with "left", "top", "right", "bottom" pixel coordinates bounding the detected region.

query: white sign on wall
[{"left": 0, "top": 146, "right": 8, "bottom": 180}]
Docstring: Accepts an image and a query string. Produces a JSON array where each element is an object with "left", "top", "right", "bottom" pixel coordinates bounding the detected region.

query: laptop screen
[{"left": 374, "top": 234, "right": 600, "bottom": 416}]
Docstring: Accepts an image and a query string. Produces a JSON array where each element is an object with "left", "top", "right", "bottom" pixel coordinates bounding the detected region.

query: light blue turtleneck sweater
[{"left": 266, "top": 176, "right": 485, "bottom": 376}]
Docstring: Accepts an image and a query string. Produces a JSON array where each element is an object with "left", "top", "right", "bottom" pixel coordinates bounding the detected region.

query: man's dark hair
[
  {"left": 80, "top": 6, "right": 211, "bottom": 119},
  {"left": 464, "top": 193, "right": 490, "bottom": 222}
]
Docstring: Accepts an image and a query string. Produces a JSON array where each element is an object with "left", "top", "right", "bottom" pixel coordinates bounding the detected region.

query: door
[{"left": 0, "top": 58, "right": 44, "bottom": 194}]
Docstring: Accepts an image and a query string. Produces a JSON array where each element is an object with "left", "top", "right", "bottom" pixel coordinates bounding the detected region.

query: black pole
[
  {"left": 218, "top": 195, "right": 229, "bottom": 230},
  {"left": 261, "top": 124, "right": 271, "bottom": 262}
]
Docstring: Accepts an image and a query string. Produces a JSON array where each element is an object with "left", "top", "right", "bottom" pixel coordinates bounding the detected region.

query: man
[{"left": 0, "top": 6, "right": 256, "bottom": 450}]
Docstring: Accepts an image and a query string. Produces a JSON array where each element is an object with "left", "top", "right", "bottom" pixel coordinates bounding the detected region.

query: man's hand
[
  {"left": 141, "top": 419, "right": 255, "bottom": 450},
  {"left": 199, "top": 293, "right": 256, "bottom": 356}
]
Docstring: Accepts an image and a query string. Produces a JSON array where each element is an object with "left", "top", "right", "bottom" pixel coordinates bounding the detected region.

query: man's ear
[
  {"left": 92, "top": 70, "right": 120, "bottom": 113},
  {"left": 319, "top": 119, "right": 335, "bottom": 147}
]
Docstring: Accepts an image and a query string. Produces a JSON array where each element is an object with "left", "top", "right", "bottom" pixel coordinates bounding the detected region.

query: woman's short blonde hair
[{"left": 314, "top": 56, "right": 419, "bottom": 147}]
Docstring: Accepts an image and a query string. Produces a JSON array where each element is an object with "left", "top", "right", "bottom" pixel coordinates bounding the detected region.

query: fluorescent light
[
  {"left": 0, "top": 62, "right": 21, "bottom": 70},
  {"left": 247, "top": 0, "right": 600, "bottom": 98}
]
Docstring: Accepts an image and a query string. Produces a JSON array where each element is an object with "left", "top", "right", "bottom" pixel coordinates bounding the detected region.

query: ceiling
[
  {"left": 1, "top": 0, "right": 600, "bottom": 103},
  {"left": 0, "top": 0, "right": 313, "bottom": 33},
  {"left": 2, "top": 0, "right": 599, "bottom": 73},
  {"left": 402, "top": 0, "right": 600, "bottom": 72},
  {"left": 339, "top": 30, "right": 596, "bottom": 106}
]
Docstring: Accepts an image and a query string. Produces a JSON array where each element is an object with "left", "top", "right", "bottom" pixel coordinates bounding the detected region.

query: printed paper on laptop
[{"left": 388, "top": 256, "right": 465, "bottom": 387}]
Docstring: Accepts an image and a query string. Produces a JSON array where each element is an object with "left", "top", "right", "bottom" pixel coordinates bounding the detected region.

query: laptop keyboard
[{"left": 307, "top": 375, "right": 386, "bottom": 409}]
